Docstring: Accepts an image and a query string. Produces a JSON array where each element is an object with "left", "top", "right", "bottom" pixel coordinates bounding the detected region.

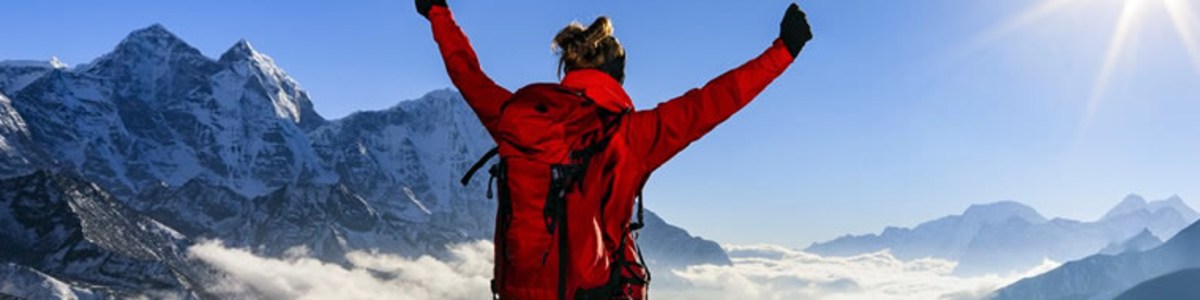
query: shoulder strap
[{"left": 460, "top": 147, "right": 500, "bottom": 187}]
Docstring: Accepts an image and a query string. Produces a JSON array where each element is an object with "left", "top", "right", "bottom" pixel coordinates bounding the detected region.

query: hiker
[{"left": 415, "top": 1, "right": 812, "bottom": 299}]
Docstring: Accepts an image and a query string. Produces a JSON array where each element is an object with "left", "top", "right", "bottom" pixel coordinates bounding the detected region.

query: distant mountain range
[
  {"left": 807, "top": 194, "right": 1198, "bottom": 275},
  {"left": 0, "top": 24, "right": 727, "bottom": 297},
  {"left": 992, "top": 218, "right": 1200, "bottom": 300}
]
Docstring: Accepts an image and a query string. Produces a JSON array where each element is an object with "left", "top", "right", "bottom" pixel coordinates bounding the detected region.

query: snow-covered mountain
[
  {"left": 806, "top": 195, "right": 1197, "bottom": 275},
  {"left": 0, "top": 24, "right": 728, "bottom": 295},
  {"left": 0, "top": 171, "right": 200, "bottom": 299},
  {"left": 1100, "top": 194, "right": 1198, "bottom": 238},
  {"left": 1, "top": 262, "right": 103, "bottom": 300},
  {"left": 8, "top": 24, "right": 331, "bottom": 199},
  {"left": 992, "top": 219, "right": 1200, "bottom": 300}
]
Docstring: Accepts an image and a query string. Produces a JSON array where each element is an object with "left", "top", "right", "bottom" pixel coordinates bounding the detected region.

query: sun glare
[
  {"left": 1081, "top": 0, "right": 1145, "bottom": 135},
  {"left": 978, "top": 0, "right": 1200, "bottom": 138},
  {"left": 1164, "top": 0, "right": 1200, "bottom": 75}
]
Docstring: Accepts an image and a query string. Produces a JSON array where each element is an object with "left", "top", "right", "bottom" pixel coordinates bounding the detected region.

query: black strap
[
  {"left": 557, "top": 192, "right": 569, "bottom": 300},
  {"left": 490, "top": 160, "right": 511, "bottom": 299},
  {"left": 575, "top": 175, "right": 652, "bottom": 299},
  {"left": 461, "top": 147, "right": 500, "bottom": 186},
  {"left": 630, "top": 176, "right": 649, "bottom": 230}
]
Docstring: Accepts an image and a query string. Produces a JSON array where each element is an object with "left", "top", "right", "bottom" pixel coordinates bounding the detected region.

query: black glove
[
  {"left": 415, "top": 0, "right": 447, "bottom": 20},
  {"left": 780, "top": 3, "right": 813, "bottom": 58}
]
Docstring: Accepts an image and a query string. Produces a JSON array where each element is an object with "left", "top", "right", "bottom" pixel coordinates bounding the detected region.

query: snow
[
  {"left": 49, "top": 56, "right": 68, "bottom": 69},
  {"left": 0, "top": 263, "right": 100, "bottom": 300},
  {"left": 0, "top": 24, "right": 733, "bottom": 297}
]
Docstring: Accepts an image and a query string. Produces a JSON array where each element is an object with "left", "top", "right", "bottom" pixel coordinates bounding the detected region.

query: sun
[{"left": 983, "top": 0, "right": 1200, "bottom": 137}]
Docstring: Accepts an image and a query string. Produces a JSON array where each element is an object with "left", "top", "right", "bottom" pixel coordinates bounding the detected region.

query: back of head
[{"left": 553, "top": 16, "right": 625, "bottom": 83}]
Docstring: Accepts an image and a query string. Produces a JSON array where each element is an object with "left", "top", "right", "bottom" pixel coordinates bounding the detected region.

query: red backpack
[{"left": 461, "top": 83, "right": 649, "bottom": 300}]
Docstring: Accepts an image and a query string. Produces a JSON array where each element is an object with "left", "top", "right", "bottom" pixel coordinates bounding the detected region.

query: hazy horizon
[{"left": 4, "top": 0, "right": 1200, "bottom": 247}]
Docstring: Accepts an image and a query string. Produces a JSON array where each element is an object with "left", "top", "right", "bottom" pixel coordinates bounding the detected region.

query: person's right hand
[
  {"left": 779, "top": 3, "right": 813, "bottom": 58},
  {"left": 415, "top": 0, "right": 447, "bottom": 20}
]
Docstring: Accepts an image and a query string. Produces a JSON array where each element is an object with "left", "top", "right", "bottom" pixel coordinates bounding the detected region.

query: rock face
[
  {"left": 0, "top": 24, "right": 729, "bottom": 295},
  {"left": 991, "top": 220, "right": 1200, "bottom": 300},
  {"left": 807, "top": 196, "right": 1197, "bottom": 275},
  {"left": 0, "top": 171, "right": 197, "bottom": 298},
  {"left": 1, "top": 262, "right": 103, "bottom": 300}
]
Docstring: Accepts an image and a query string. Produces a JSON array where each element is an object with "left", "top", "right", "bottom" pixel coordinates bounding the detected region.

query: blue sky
[{"left": 3, "top": 0, "right": 1200, "bottom": 247}]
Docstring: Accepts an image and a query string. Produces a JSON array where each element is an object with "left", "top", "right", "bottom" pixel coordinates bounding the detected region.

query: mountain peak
[
  {"left": 48, "top": 57, "right": 67, "bottom": 69},
  {"left": 1123, "top": 194, "right": 1148, "bottom": 205},
  {"left": 82, "top": 24, "right": 212, "bottom": 77},
  {"left": 1102, "top": 194, "right": 1150, "bottom": 221},
  {"left": 219, "top": 39, "right": 262, "bottom": 63},
  {"left": 1154, "top": 195, "right": 1199, "bottom": 222},
  {"left": 1165, "top": 194, "right": 1185, "bottom": 205},
  {"left": 962, "top": 201, "right": 1046, "bottom": 224},
  {"left": 118, "top": 24, "right": 191, "bottom": 51},
  {"left": 134, "top": 23, "right": 170, "bottom": 35},
  {"left": 1103, "top": 194, "right": 1197, "bottom": 222}
]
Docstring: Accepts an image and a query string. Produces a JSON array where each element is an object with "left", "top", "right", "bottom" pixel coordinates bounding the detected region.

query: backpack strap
[
  {"left": 461, "top": 147, "right": 500, "bottom": 187},
  {"left": 490, "top": 160, "right": 512, "bottom": 299},
  {"left": 460, "top": 148, "right": 508, "bottom": 299},
  {"left": 461, "top": 147, "right": 501, "bottom": 199}
]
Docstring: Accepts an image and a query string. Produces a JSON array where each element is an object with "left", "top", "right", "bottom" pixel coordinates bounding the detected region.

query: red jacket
[{"left": 428, "top": 6, "right": 794, "bottom": 299}]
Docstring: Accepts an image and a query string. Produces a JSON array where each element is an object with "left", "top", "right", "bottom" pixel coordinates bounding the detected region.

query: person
[{"left": 415, "top": 1, "right": 812, "bottom": 299}]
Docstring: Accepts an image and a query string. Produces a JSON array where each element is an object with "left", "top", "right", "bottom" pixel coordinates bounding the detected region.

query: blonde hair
[{"left": 553, "top": 16, "right": 625, "bottom": 77}]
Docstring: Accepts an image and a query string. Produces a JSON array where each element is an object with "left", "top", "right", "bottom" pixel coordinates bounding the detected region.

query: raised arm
[
  {"left": 626, "top": 3, "right": 812, "bottom": 171},
  {"left": 418, "top": 1, "right": 512, "bottom": 131}
]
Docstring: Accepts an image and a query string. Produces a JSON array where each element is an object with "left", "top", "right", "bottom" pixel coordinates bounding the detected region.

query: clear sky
[{"left": 4, "top": 0, "right": 1200, "bottom": 247}]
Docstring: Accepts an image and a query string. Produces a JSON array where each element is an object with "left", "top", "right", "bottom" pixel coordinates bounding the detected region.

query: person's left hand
[
  {"left": 780, "top": 3, "right": 813, "bottom": 58},
  {"left": 415, "top": 0, "right": 448, "bottom": 20}
]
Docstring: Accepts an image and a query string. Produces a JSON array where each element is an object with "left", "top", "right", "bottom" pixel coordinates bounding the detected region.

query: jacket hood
[{"left": 560, "top": 69, "right": 633, "bottom": 113}]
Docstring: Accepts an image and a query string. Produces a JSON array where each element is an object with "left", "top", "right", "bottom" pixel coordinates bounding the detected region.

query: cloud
[
  {"left": 188, "top": 240, "right": 493, "bottom": 300},
  {"left": 188, "top": 240, "right": 1058, "bottom": 300},
  {"left": 654, "top": 244, "right": 1060, "bottom": 300}
]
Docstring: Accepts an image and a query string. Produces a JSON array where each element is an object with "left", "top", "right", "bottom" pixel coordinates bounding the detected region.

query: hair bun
[{"left": 554, "top": 16, "right": 624, "bottom": 77}]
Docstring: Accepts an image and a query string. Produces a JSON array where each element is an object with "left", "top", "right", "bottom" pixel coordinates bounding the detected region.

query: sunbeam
[
  {"left": 958, "top": 0, "right": 1199, "bottom": 140},
  {"left": 990, "top": 0, "right": 1082, "bottom": 39},
  {"left": 950, "top": 0, "right": 1085, "bottom": 62},
  {"left": 1164, "top": 0, "right": 1200, "bottom": 76},
  {"left": 1078, "top": 0, "right": 1146, "bottom": 138}
]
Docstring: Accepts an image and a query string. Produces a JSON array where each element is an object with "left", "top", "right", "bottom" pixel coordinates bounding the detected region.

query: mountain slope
[
  {"left": 991, "top": 219, "right": 1200, "bottom": 300},
  {"left": 0, "top": 262, "right": 102, "bottom": 300},
  {"left": 0, "top": 171, "right": 200, "bottom": 298},
  {"left": 1113, "top": 268, "right": 1200, "bottom": 300}
]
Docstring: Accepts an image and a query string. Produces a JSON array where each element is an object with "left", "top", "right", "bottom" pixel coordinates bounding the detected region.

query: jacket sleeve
[
  {"left": 429, "top": 6, "right": 512, "bottom": 131},
  {"left": 626, "top": 39, "right": 795, "bottom": 171}
]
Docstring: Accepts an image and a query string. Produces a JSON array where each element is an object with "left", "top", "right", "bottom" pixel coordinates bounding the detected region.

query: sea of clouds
[
  {"left": 188, "top": 240, "right": 494, "bottom": 299},
  {"left": 188, "top": 240, "right": 1057, "bottom": 300}
]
